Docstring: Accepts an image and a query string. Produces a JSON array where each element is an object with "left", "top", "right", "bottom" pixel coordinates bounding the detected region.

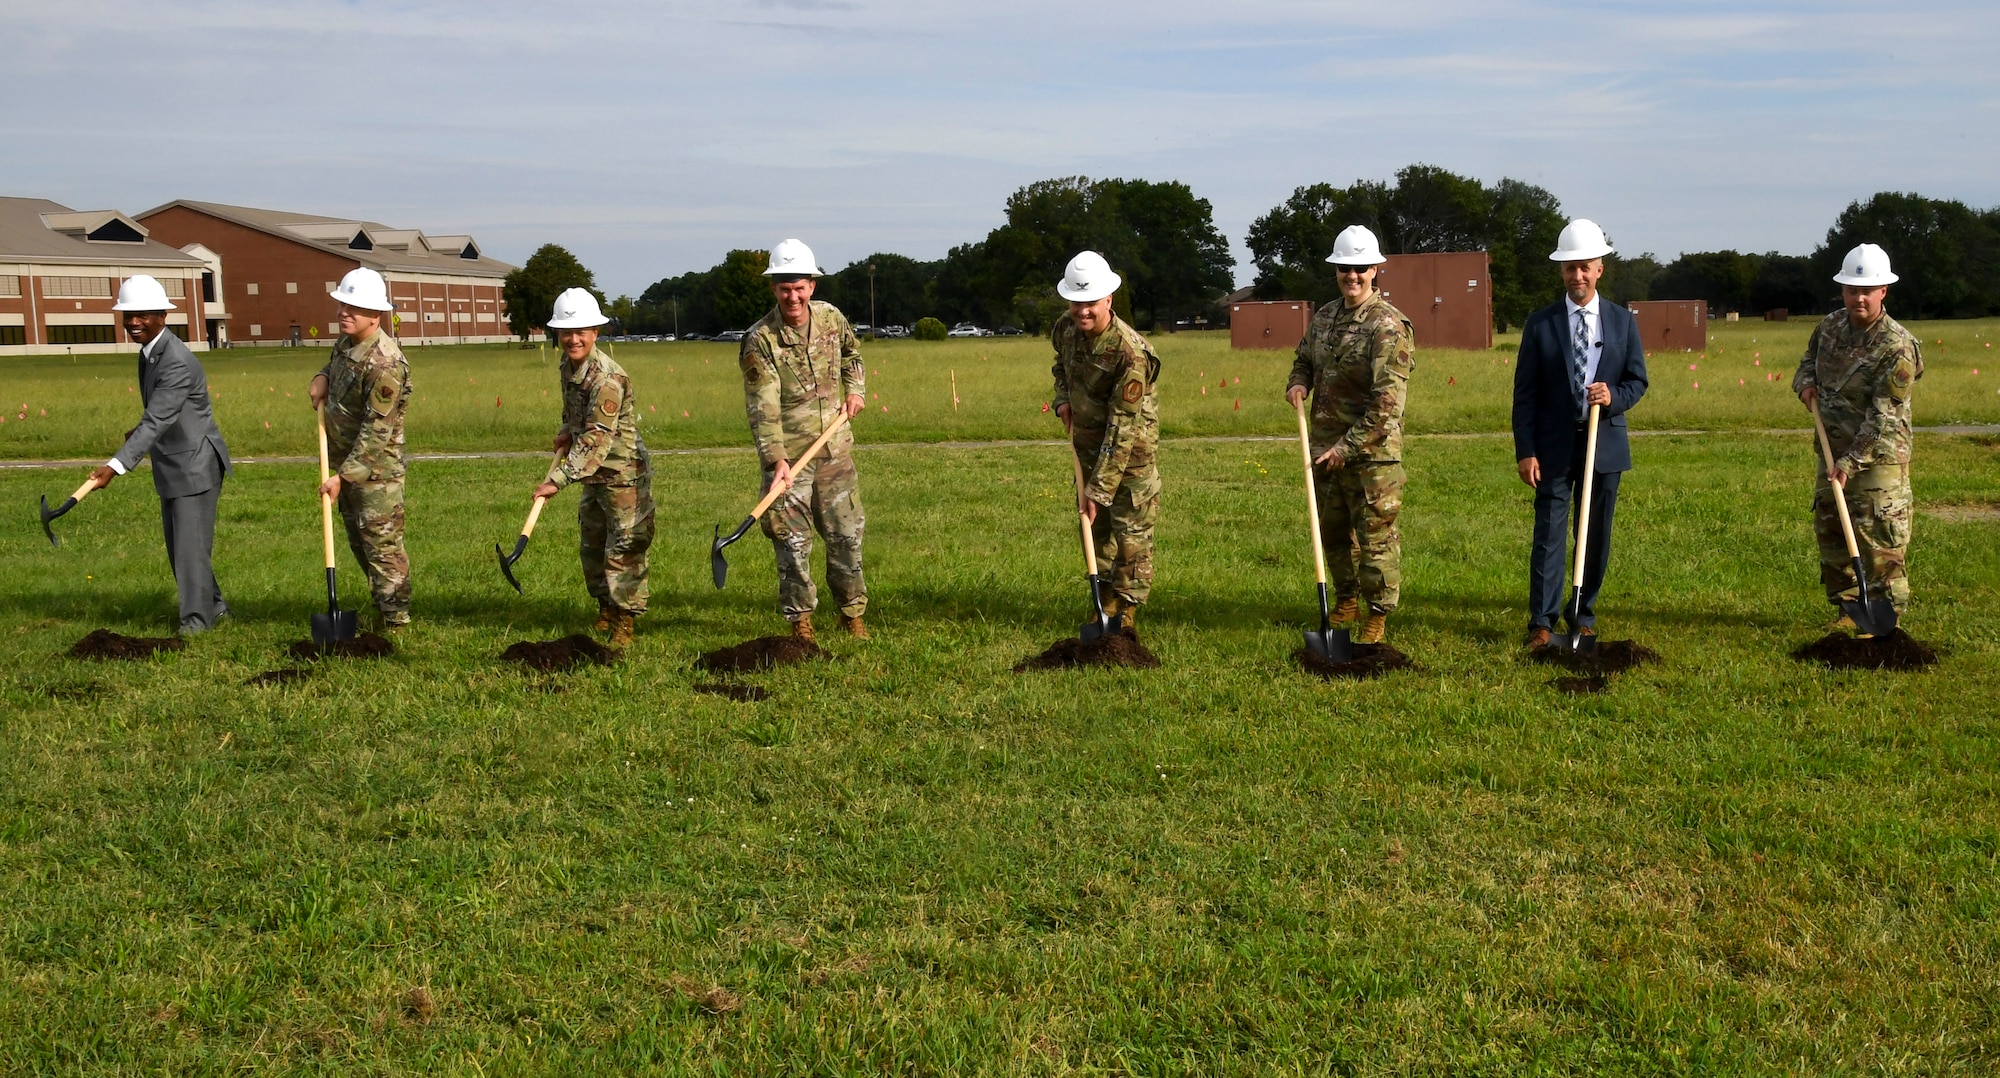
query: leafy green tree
[
  {"left": 1103, "top": 179, "right": 1236, "bottom": 329},
  {"left": 1600, "top": 252, "right": 1661, "bottom": 306},
  {"left": 1812, "top": 192, "right": 2000, "bottom": 318},
  {"left": 502, "top": 244, "right": 597, "bottom": 340},
  {"left": 913, "top": 317, "right": 947, "bottom": 340},
  {"left": 712, "top": 249, "right": 773, "bottom": 331},
  {"left": 1748, "top": 254, "right": 1820, "bottom": 315},
  {"left": 818, "top": 254, "right": 942, "bottom": 328},
  {"left": 1654, "top": 251, "right": 1759, "bottom": 314}
]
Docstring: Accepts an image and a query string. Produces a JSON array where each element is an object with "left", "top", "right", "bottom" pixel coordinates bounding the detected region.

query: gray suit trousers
[{"left": 161, "top": 485, "right": 228, "bottom": 632}]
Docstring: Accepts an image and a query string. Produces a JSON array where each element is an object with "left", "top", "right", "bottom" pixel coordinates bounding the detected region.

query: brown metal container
[
  {"left": 1377, "top": 252, "right": 1492, "bottom": 351},
  {"left": 1230, "top": 300, "right": 1315, "bottom": 350},
  {"left": 1629, "top": 300, "right": 1708, "bottom": 355}
]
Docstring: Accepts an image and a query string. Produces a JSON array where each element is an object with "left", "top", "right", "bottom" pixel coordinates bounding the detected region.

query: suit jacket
[
  {"left": 1511, "top": 298, "right": 1648, "bottom": 474},
  {"left": 112, "top": 330, "right": 231, "bottom": 498}
]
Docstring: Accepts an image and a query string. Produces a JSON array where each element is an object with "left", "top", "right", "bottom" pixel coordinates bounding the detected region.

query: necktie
[{"left": 1570, "top": 308, "right": 1590, "bottom": 419}]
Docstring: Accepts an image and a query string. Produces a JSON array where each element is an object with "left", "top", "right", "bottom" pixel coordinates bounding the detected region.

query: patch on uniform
[
  {"left": 1122, "top": 377, "right": 1143, "bottom": 403},
  {"left": 600, "top": 397, "right": 619, "bottom": 415},
  {"left": 375, "top": 382, "right": 394, "bottom": 401}
]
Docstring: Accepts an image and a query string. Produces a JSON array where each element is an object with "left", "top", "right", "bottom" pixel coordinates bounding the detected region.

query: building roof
[
  {"left": 136, "top": 199, "right": 516, "bottom": 279},
  {"left": 0, "top": 197, "right": 208, "bottom": 268}
]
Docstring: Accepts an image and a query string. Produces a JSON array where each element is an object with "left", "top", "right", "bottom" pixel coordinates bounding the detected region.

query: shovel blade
[
  {"left": 1304, "top": 627, "right": 1352, "bottom": 663},
  {"left": 1080, "top": 617, "right": 1111, "bottom": 644},
  {"left": 1841, "top": 596, "right": 1899, "bottom": 639},
  {"left": 310, "top": 609, "right": 359, "bottom": 648},
  {"left": 497, "top": 536, "right": 528, "bottom": 594}
]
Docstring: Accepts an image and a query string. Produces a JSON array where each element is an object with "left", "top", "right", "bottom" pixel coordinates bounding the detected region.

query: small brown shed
[
  {"left": 1377, "top": 251, "right": 1492, "bottom": 351},
  {"left": 1230, "top": 300, "right": 1315, "bottom": 350},
  {"left": 1628, "top": 300, "right": 1708, "bottom": 355}
]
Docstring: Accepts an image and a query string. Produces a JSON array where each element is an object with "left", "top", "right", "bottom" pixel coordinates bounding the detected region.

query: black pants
[
  {"left": 1527, "top": 438, "right": 1622, "bottom": 632},
  {"left": 161, "top": 485, "right": 228, "bottom": 633}
]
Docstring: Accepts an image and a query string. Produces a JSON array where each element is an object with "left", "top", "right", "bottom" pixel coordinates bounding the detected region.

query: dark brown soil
[
  {"left": 1793, "top": 629, "right": 1938, "bottom": 670},
  {"left": 501, "top": 634, "right": 620, "bottom": 671},
  {"left": 287, "top": 632, "right": 395, "bottom": 661},
  {"left": 68, "top": 629, "right": 184, "bottom": 661},
  {"left": 1014, "top": 630, "right": 1161, "bottom": 671},
  {"left": 245, "top": 668, "right": 312, "bottom": 687},
  {"left": 1530, "top": 639, "right": 1661, "bottom": 674},
  {"left": 697, "top": 636, "right": 829, "bottom": 673},
  {"left": 1552, "top": 675, "right": 1609, "bottom": 695},
  {"left": 694, "top": 682, "right": 771, "bottom": 702},
  {"left": 1292, "top": 643, "right": 1414, "bottom": 680}
]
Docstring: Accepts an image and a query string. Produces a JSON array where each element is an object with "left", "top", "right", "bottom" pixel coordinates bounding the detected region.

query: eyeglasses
[{"left": 1335, "top": 265, "right": 1374, "bottom": 276}]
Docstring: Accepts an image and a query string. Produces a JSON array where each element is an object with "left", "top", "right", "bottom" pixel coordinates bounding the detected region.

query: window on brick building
[
  {"left": 41, "top": 276, "right": 112, "bottom": 299},
  {"left": 0, "top": 326, "right": 25, "bottom": 345},
  {"left": 47, "top": 324, "right": 116, "bottom": 345},
  {"left": 249, "top": 324, "right": 263, "bottom": 336},
  {"left": 0, "top": 276, "right": 20, "bottom": 298},
  {"left": 246, "top": 283, "right": 259, "bottom": 295},
  {"left": 285, "top": 282, "right": 298, "bottom": 294}
]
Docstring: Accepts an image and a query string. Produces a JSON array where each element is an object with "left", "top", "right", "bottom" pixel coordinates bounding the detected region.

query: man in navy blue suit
[{"left": 1511, "top": 219, "right": 1649, "bottom": 648}]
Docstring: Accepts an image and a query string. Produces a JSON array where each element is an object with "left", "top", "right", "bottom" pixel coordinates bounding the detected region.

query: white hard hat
[
  {"left": 1056, "top": 251, "right": 1121, "bottom": 303},
  {"left": 329, "top": 268, "right": 394, "bottom": 312},
  {"left": 764, "top": 238, "right": 823, "bottom": 278},
  {"left": 1832, "top": 243, "right": 1898, "bottom": 287},
  {"left": 1325, "top": 224, "right": 1386, "bottom": 266},
  {"left": 546, "top": 287, "right": 610, "bottom": 329},
  {"left": 112, "top": 274, "right": 175, "bottom": 311},
  {"left": 1549, "top": 219, "right": 1615, "bottom": 262}
]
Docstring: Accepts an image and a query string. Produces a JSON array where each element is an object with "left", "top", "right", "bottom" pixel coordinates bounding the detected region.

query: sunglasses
[{"left": 1335, "top": 265, "right": 1374, "bottom": 276}]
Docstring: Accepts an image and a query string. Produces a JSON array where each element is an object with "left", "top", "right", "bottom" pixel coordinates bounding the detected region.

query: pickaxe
[
  {"left": 39, "top": 476, "right": 102, "bottom": 548},
  {"left": 711, "top": 411, "right": 850, "bottom": 588}
]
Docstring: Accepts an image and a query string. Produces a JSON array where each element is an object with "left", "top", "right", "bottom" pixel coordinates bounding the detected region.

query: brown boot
[
  {"left": 1525, "top": 626, "right": 1552, "bottom": 649},
  {"left": 593, "top": 603, "right": 615, "bottom": 633},
  {"left": 606, "top": 612, "right": 634, "bottom": 648},
  {"left": 1116, "top": 601, "right": 1137, "bottom": 633},
  {"left": 1356, "top": 612, "right": 1387, "bottom": 644},
  {"left": 1331, "top": 597, "right": 1361, "bottom": 624},
  {"left": 839, "top": 613, "right": 869, "bottom": 639},
  {"left": 790, "top": 616, "right": 815, "bottom": 643},
  {"left": 1825, "top": 613, "right": 1857, "bottom": 633}
]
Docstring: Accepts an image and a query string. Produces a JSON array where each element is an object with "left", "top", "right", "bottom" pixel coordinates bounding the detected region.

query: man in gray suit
[{"left": 87, "top": 275, "right": 232, "bottom": 633}]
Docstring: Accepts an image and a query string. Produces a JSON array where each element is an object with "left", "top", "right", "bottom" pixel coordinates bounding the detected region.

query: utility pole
[
  {"left": 868, "top": 262, "right": 877, "bottom": 339},
  {"left": 672, "top": 295, "right": 679, "bottom": 339}
]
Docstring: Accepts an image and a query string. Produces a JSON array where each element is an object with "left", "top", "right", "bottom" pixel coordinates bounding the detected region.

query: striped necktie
[{"left": 1570, "top": 308, "right": 1590, "bottom": 419}]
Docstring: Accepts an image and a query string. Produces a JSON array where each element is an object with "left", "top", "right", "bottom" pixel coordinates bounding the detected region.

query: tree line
[{"left": 504, "top": 174, "right": 2000, "bottom": 340}]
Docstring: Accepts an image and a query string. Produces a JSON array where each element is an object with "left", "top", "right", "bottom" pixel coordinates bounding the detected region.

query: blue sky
[{"left": 4, "top": 1, "right": 1994, "bottom": 295}]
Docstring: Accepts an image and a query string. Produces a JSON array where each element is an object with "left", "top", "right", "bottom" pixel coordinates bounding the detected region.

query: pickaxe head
[
  {"left": 497, "top": 536, "right": 529, "bottom": 594},
  {"left": 39, "top": 494, "right": 77, "bottom": 548},
  {"left": 711, "top": 516, "right": 755, "bottom": 589}
]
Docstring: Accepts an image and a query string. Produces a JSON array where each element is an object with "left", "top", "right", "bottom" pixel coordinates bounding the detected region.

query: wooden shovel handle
[
  {"left": 748, "top": 409, "right": 850, "bottom": 521},
  {"left": 1295, "top": 398, "right": 1329, "bottom": 588},
  {"left": 1811, "top": 401, "right": 1863, "bottom": 560},
  {"left": 317, "top": 405, "right": 337, "bottom": 572},
  {"left": 1070, "top": 447, "right": 1100, "bottom": 577},
  {"left": 520, "top": 496, "right": 548, "bottom": 539},
  {"left": 70, "top": 477, "right": 100, "bottom": 504},
  {"left": 1571, "top": 403, "right": 1601, "bottom": 589}
]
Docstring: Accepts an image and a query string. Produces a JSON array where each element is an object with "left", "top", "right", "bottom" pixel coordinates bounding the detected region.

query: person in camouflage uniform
[
  {"left": 1793, "top": 243, "right": 1924, "bottom": 629},
  {"left": 739, "top": 239, "right": 868, "bottom": 641},
  {"left": 532, "top": 288, "right": 653, "bottom": 647},
  {"left": 1049, "top": 251, "right": 1160, "bottom": 631},
  {"left": 309, "top": 269, "right": 412, "bottom": 630},
  {"left": 1286, "top": 225, "right": 1415, "bottom": 644}
]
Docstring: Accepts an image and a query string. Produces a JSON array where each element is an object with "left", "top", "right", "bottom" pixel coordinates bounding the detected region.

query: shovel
[
  {"left": 39, "top": 476, "right": 102, "bottom": 548},
  {"left": 496, "top": 455, "right": 562, "bottom": 593},
  {"left": 1812, "top": 401, "right": 1899, "bottom": 638},
  {"left": 1294, "top": 398, "right": 1352, "bottom": 662},
  {"left": 311, "top": 405, "right": 358, "bottom": 647},
  {"left": 1069, "top": 448, "right": 1115, "bottom": 643},
  {"left": 1556, "top": 403, "right": 1602, "bottom": 654},
  {"left": 711, "top": 409, "right": 850, "bottom": 588}
]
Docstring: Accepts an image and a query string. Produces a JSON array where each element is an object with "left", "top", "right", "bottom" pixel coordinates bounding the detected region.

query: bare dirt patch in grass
[
  {"left": 1015, "top": 630, "right": 1160, "bottom": 671},
  {"left": 68, "top": 629, "right": 183, "bottom": 661},
  {"left": 1793, "top": 629, "right": 1939, "bottom": 670},
  {"left": 500, "top": 634, "right": 619, "bottom": 671},
  {"left": 1530, "top": 639, "right": 1662, "bottom": 675},
  {"left": 1293, "top": 643, "right": 1414, "bottom": 680},
  {"left": 697, "top": 636, "right": 828, "bottom": 673}
]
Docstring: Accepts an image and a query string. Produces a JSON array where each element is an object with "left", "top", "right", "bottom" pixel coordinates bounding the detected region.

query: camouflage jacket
[
  {"left": 1050, "top": 312, "right": 1160, "bottom": 505},
  {"left": 1792, "top": 309, "right": 1924, "bottom": 475},
  {"left": 1287, "top": 291, "right": 1415, "bottom": 464},
  {"left": 544, "top": 347, "right": 648, "bottom": 489},
  {"left": 740, "top": 300, "right": 865, "bottom": 467},
  {"left": 318, "top": 327, "right": 410, "bottom": 485}
]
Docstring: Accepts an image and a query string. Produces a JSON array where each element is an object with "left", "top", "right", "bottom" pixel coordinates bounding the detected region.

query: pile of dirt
[
  {"left": 694, "top": 682, "right": 770, "bottom": 702},
  {"left": 501, "top": 634, "right": 620, "bottom": 671},
  {"left": 68, "top": 629, "right": 184, "bottom": 661},
  {"left": 244, "top": 668, "right": 312, "bottom": 687},
  {"left": 1014, "top": 630, "right": 1161, "bottom": 672},
  {"left": 697, "top": 636, "right": 829, "bottom": 674},
  {"left": 1293, "top": 643, "right": 1414, "bottom": 680},
  {"left": 287, "top": 633, "right": 395, "bottom": 661},
  {"left": 1793, "top": 629, "right": 1938, "bottom": 670},
  {"left": 1530, "top": 639, "right": 1661, "bottom": 675},
  {"left": 1551, "top": 675, "right": 1609, "bottom": 695}
]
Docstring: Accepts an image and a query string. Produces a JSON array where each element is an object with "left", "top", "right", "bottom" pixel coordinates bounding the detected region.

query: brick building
[
  {"left": 136, "top": 200, "right": 515, "bottom": 347},
  {"left": 0, "top": 196, "right": 214, "bottom": 356}
]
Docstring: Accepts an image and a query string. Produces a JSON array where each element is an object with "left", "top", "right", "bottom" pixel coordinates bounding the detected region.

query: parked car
[
  {"left": 947, "top": 322, "right": 985, "bottom": 338},
  {"left": 994, "top": 325, "right": 1024, "bottom": 336},
  {"left": 681, "top": 333, "right": 709, "bottom": 341},
  {"left": 716, "top": 329, "right": 748, "bottom": 342}
]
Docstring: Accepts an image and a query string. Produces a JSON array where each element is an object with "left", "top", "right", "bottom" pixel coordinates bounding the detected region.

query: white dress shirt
[
  {"left": 1564, "top": 292, "right": 1604, "bottom": 386},
  {"left": 105, "top": 329, "right": 172, "bottom": 475}
]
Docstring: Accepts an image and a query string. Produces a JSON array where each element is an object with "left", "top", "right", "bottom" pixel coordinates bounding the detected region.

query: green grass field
[{"left": 2, "top": 319, "right": 1999, "bottom": 1073}]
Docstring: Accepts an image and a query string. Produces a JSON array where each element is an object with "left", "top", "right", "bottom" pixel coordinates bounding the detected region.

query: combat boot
[
  {"left": 1099, "top": 594, "right": 1124, "bottom": 627},
  {"left": 1331, "top": 597, "right": 1361, "bottom": 624},
  {"left": 1825, "top": 613, "right": 1858, "bottom": 633},
  {"left": 839, "top": 613, "right": 869, "bottom": 639},
  {"left": 790, "top": 616, "right": 815, "bottom": 644},
  {"left": 1116, "top": 601, "right": 1138, "bottom": 633},
  {"left": 1357, "top": 612, "right": 1387, "bottom": 644},
  {"left": 606, "top": 612, "right": 634, "bottom": 649},
  {"left": 593, "top": 603, "right": 615, "bottom": 633}
]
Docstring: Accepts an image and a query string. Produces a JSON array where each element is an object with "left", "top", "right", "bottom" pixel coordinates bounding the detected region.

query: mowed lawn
[{"left": 3, "top": 393, "right": 2000, "bottom": 1072}]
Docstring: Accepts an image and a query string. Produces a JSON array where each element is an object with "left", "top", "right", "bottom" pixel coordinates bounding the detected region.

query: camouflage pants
[
  {"left": 1090, "top": 464, "right": 1160, "bottom": 606},
  {"left": 579, "top": 475, "right": 654, "bottom": 616},
  {"left": 1814, "top": 463, "right": 1912, "bottom": 612},
  {"left": 761, "top": 450, "right": 865, "bottom": 619},
  {"left": 1316, "top": 461, "right": 1404, "bottom": 614},
  {"left": 337, "top": 478, "right": 410, "bottom": 623}
]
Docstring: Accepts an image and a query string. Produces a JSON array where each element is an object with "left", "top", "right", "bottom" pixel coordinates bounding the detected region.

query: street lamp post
[{"left": 868, "top": 263, "right": 877, "bottom": 340}]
